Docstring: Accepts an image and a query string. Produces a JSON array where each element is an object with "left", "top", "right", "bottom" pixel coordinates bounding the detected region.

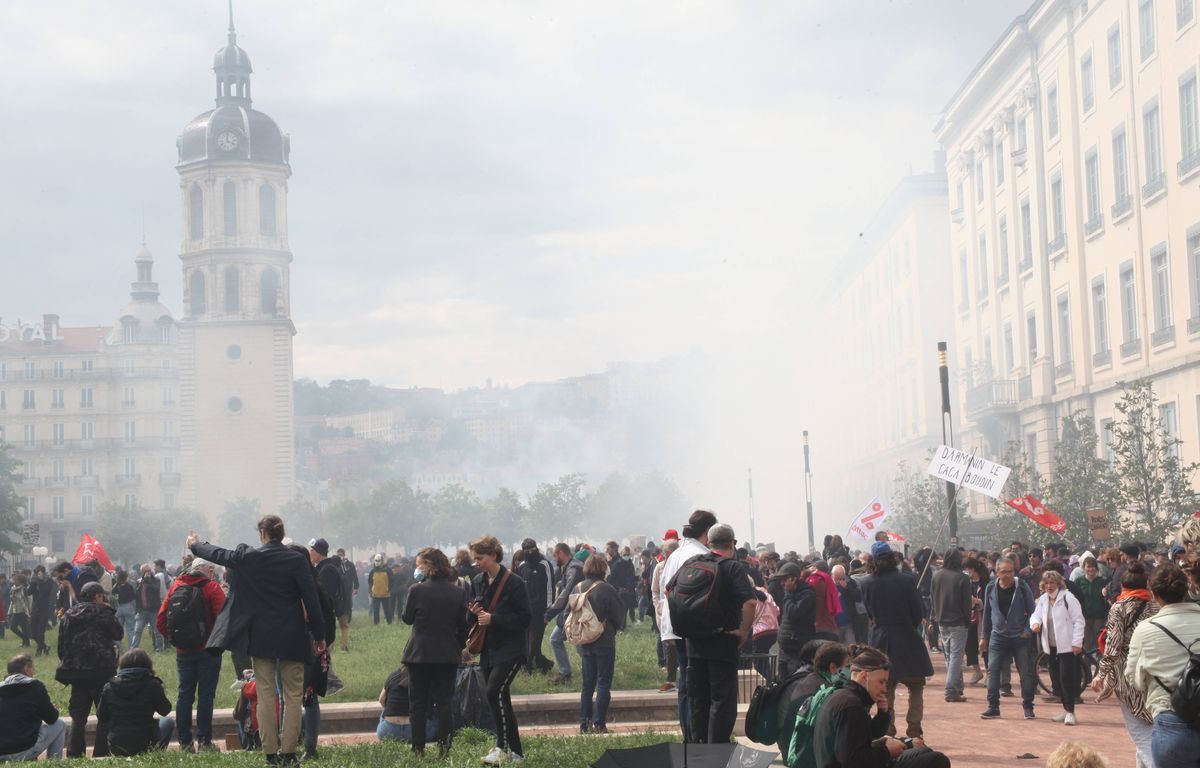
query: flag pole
[{"left": 916, "top": 450, "right": 975, "bottom": 589}]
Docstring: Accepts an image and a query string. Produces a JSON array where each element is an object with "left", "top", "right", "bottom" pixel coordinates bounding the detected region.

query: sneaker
[
  {"left": 507, "top": 754, "right": 525, "bottom": 764},
  {"left": 658, "top": 682, "right": 676, "bottom": 692},
  {"left": 580, "top": 722, "right": 590, "bottom": 734},
  {"left": 1051, "top": 711, "right": 1067, "bottom": 723},
  {"left": 1064, "top": 712, "right": 1076, "bottom": 726},
  {"left": 549, "top": 671, "right": 571, "bottom": 685},
  {"left": 1000, "top": 688, "right": 1014, "bottom": 697},
  {"left": 326, "top": 679, "right": 345, "bottom": 696},
  {"left": 481, "top": 746, "right": 506, "bottom": 765},
  {"left": 592, "top": 724, "right": 608, "bottom": 734},
  {"left": 968, "top": 669, "right": 984, "bottom": 685},
  {"left": 979, "top": 708, "right": 1001, "bottom": 719},
  {"left": 945, "top": 694, "right": 967, "bottom": 702},
  {"left": 1024, "top": 708, "right": 1036, "bottom": 719}
]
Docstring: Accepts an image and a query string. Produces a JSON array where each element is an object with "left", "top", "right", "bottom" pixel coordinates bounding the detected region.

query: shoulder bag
[{"left": 466, "top": 570, "right": 510, "bottom": 655}]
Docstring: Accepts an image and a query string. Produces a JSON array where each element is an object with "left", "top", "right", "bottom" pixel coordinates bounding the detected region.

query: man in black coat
[
  {"left": 56, "top": 582, "right": 124, "bottom": 758},
  {"left": 515, "top": 539, "right": 555, "bottom": 674},
  {"left": 771, "top": 561, "right": 818, "bottom": 678},
  {"left": 334, "top": 548, "right": 358, "bottom": 652},
  {"left": 605, "top": 541, "right": 637, "bottom": 624},
  {"left": 0, "top": 653, "right": 67, "bottom": 760},
  {"left": 187, "top": 515, "right": 325, "bottom": 766}
]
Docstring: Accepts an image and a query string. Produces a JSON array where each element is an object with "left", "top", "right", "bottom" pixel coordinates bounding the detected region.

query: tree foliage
[
  {"left": 219, "top": 497, "right": 262, "bottom": 545},
  {"left": 93, "top": 502, "right": 192, "bottom": 568},
  {"left": 0, "top": 444, "right": 24, "bottom": 556},
  {"left": 1044, "top": 411, "right": 1119, "bottom": 546},
  {"left": 984, "top": 440, "right": 1049, "bottom": 547},
  {"left": 889, "top": 456, "right": 968, "bottom": 550}
]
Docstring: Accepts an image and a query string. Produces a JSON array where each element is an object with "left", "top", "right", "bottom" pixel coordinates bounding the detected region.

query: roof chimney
[{"left": 42, "top": 314, "right": 61, "bottom": 344}]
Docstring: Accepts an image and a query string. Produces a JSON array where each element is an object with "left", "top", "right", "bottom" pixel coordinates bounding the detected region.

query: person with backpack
[
  {"left": 55, "top": 581, "right": 124, "bottom": 758},
  {"left": 567, "top": 554, "right": 626, "bottom": 734},
  {"left": 544, "top": 545, "right": 587, "bottom": 684},
  {"left": 368, "top": 555, "right": 392, "bottom": 625},
  {"left": 155, "top": 557, "right": 225, "bottom": 752},
  {"left": 811, "top": 647, "right": 950, "bottom": 768},
  {"left": 669, "top": 523, "right": 757, "bottom": 744},
  {"left": 515, "top": 539, "right": 555, "bottom": 675},
  {"left": 978, "top": 556, "right": 1039, "bottom": 721},
  {"left": 96, "top": 648, "right": 175, "bottom": 756},
  {"left": 1126, "top": 563, "right": 1200, "bottom": 767},
  {"left": 1091, "top": 560, "right": 1158, "bottom": 768}
]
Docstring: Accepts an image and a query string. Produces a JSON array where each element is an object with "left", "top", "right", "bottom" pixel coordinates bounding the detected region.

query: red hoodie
[{"left": 155, "top": 572, "right": 226, "bottom": 653}]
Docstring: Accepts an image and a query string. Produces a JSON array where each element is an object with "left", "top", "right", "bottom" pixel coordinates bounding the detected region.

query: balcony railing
[
  {"left": 1047, "top": 234, "right": 1066, "bottom": 255},
  {"left": 1120, "top": 338, "right": 1141, "bottom": 358},
  {"left": 74, "top": 475, "right": 99, "bottom": 488},
  {"left": 1189, "top": 316, "right": 1200, "bottom": 335},
  {"left": 159, "top": 472, "right": 182, "bottom": 486},
  {"left": 1055, "top": 360, "right": 1074, "bottom": 378},
  {"left": 1179, "top": 151, "right": 1200, "bottom": 179},
  {"left": 115, "top": 474, "right": 141, "bottom": 487},
  {"left": 1152, "top": 325, "right": 1175, "bottom": 347},
  {"left": 1142, "top": 173, "right": 1166, "bottom": 199},
  {"left": 1085, "top": 215, "right": 1104, "bottom": 235},
  {"left": 1093, "top": 349, "right": 1112, "bottom": 367},
  {"left": 1111, "top": 196, "right": 1132, "bottom": 220},
  {"left": 965, "top": 379, "right": 1019, "bottom": 416}
]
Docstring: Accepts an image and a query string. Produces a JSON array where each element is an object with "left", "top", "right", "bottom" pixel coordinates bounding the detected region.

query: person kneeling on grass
[
  {"left": 377, "top": 666, "right": 439, "bottom": 744},
  {"left": 97, "top": 648, "right": 175, "bottom": 756}
]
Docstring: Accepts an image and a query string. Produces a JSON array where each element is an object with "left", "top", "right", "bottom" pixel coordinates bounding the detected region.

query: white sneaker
[
  {"left": 1051, "top": 711, "right": 1067, "bottom": 723},
  {"left": 482, "top": 746, "right": 506, "bottom": 765},
  {"left": 1064, "top": 712, "right": 1076, "bottom": 726},
  {"left": 507, "top": 754, "right": 525, "bottom": 764}
]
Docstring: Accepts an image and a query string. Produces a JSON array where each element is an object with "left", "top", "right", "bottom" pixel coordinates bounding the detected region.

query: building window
[
  {"left": 189, "top": 184, "right": 204, "bottom": 240},
  {"left": 1020, "top": 198, "right": 1034, "bottom": 270},
  {"left": 1057, "top": 293, "right": 1072, "bottom": 368},
  {"left": 123, "top": 386, "right": 135, "bottom": 407},
  {"left": 1113, "top": 125, "right": 1130, "bottom": 205},
  {"left": 977, "top": 234, "right": 989, "bottom": 297},
  {"left": 124, "top": 457, "right": 136, "bottom": 477},
  {"left": 259, "top": 184, "right": 277, "bottom": 236},
  {"left": 124, "top": 421, "right": 136, "bottom": 444},
  {"left": 223, "top": 180, "right": 237, "bottom": 237},
  {"left": 82, "top": 495, "right": 93, "bottom": 517},
  {"left": 1003, "top": 322, "right": 1015, "bottom": 371},
  {"left": 51, "top": 388, "right": 64, "bottom": 409},
  {"left": 1100, "top": 418, "right": 1115, "bottom": 463},
  {"left": 1140, "top": 0, "right": 1157, "bottom": 60},
  {"left": 159, "top": 322, "right": 171, "bottom": 344},
  {"left": 1049, "top": 173, "right": 1065, "bottom": 249},
  {"left": 1181, "top": 71, "right": 1199, "bottom": 171},
  {"left": 955, "top": 180, "right": 964, "bottom": 211},
  {"left": 81, "top": 359, "right": 93, "bottom": 374},
  {"left": 52, "top": 458, "right": 64, "bottom": 481},
  {"left": 1047, "top": 83, "right": 1060, "bottom": 139},
  {"left": 124, "top": 494, "right": 137, "bottom": 509},
  {"left": 1179, "top": 0, "right": 1195, "bottom": 29},
  {"left": 959, "top": 250, "right": 969, "bottom": 312},
  {"left": 0, "top": 362, "right": 5, "bottom": 380},
  {"left": 77, "top": 386, "right": 92, "bottom": 407},
  {"left": 224, "top": 265, "right": 240, "bottom": 313},
  {"left": 81, "top": 457, "right": 92, "bottom": 477},
  {"left": 261, "top": 268, "right": 280, "bottom": 315},
  {"left": 1093, "top": 278, "right": 1110, "bottom": 354},
  {"left": 163, "top": 386, "right": 175, "bottom": 406},
  {"left": 52, "top": 496, "right": 64, "bottom": 521},
  {"left": 1082, "top": 52, "right": 1095, "bottom": 112},
  {"left": 1084, "top": 149, "right": 1102, "bottom": 230},
  {"left": 80, "top": 421, "right": 93, "bottom": 441},
  {"left": 23, "top": 362, "right": 34, "bottom": 380},
  {"left": 22, "top": 425, "right": 34, "bottom": 448},
  {"left": 52, "top": 423, "right": 64, "bottom": 446},
  {"left": 975, "top": 158, "right": 985, "bottom": 203},
  {"left": 1108, "top": 24, "right": 1123, "bottom": 88},
  {"left": 1189, "top": 228, "right": 1200, "bottom": 322},
  {"left": 998, "top": 216, "right": 1010, "bottom": 284},
  {"left": 1016, "top": 116, "right": 1028, "bottom": 151},
  {"left": 995, "top": 139, "right": 1005, "bottom": 185},
  {"left": 1146, "top": 101, "right": 1166, "bottom": 190},
  {"left": 1027, "top": 310, "right": 1039, "bottom": 362},
  {"left": 189, "top": 270, "right": 206, "bottom": 316},
  {"left": 23, "top": 497, "right": 35, "bottom": 521},
  {"left": 53, "top": 361, "right": 63, "bottom": 379},
  {"left": 1161, "top": 401, "right": 1179, "bottom": 458},
  {"left": 22, "top": 390, "right": 34, "bottom": 409},
  {"left": 122, "top": 321, "right": 137, "bottom": 344},
  {"left": 1151, "top": 245, "right": 1173, "bottom": 336},
  {"left": 0, "top": 391, "right": 5, "bottom": 410},
  {"left": 164, "top": 493, "right": 175, "bottom": 510},
  {"left": 1121, "top": 263, "right": 1139, "bottom": 344},
  {"left": 1026, "top": 432, "right": 1039, "bottom": 469}
]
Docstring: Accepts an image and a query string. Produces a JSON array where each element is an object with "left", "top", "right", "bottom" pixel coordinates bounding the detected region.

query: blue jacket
[{"left": 981, "top": 578, "right": 1035, "bottom": 640}]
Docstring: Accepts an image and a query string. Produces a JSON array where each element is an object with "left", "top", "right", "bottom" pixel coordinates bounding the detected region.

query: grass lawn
[{"left": 1, "top": 614, "right": 668, "bottom": 712}]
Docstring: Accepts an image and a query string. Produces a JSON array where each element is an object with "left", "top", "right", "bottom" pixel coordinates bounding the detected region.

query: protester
[
  {"left": 96, "top": 648, "right": 174, "bottom": 756},
  {"left": 1030, "top": 570, "right": 1085, "bottom": 725},
  {"left": 808, "top": 560, "right": 841, "bottom": 641},
  {"left": 544, "top": 544, "right": 586, "bottom": 684},
  {"left": 131, "top": 564, "right": 164, "bottom": 652},
  {"left": 1126, "top": 563, "right": 1200, "bottom": 767},
  {"left": 962, "top": 558, "right": 989, "bottom": 687},
  {"left": 6, "top": 574, "right": 31, "bottom": 649},
  {"left": 156, "top": 557, "right": 225, "bottom": 752},
  {"left": 368, "top": 554, "right": 393, "bottom": 625},
  {"left": 605, "top": 541, "right": 638, "bottom": 626},
  {"left": 112, "top": 570, "right": 137, "bottom": 647},
  {"left": 676, "top": 523, "right": 756, "bottom": 744},
  {"left": 1045, "top": 741, "right": 1109, "bottom": 768},
  {"left": 402, "top": 547, "right": 468, "bottom": 758},
  {"left": 334, "top": 548, "right": 359, "bottom": 652},
  {"left": 569, "top": 553, "right": 626, "bottom": 733},
  {"left": 376, "top": 665, "right": 434, "bottom": 744},
  {"left": 772, "top": 561, "right": 818, "bottom": 678},
  {"left": 812, "top": 646, "right": 951, "bottom": 768},
  {"left": 832, "top": 563, "right": 865, "bottom": 645},
  {"left": 56, "top": 581, "right": 123, "bottom": 758},
  {"left": 930, "top": 548, "right": 972, "bottom": 703},
  {"left": 515, "top": 539, "right": 555, "bottom": 675},
  {"left": 468, "top": 535, "right": 532, "bottom": 765},
  {"left": 1074, "top": 556, "right": 1109, "bottom": 650},
  {"left": 27, "top": 567, "right": 53, "bottom": 657},
  {"left": 980, "top": 557, "right": 1039, "bottom": 720},
  {"left": 0, "top": 653, "right": 66, "bottom": 762},
  {"left": 747, "top": 569, "right": 781, "bottom": 668},
  {"left": 651, "top": 535, "right": 681, "bottom": 691},
  {"left": 187, "top": 515, "right": 326, "bottom": 766}
]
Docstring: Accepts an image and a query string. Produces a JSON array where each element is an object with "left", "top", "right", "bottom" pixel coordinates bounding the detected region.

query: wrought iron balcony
[
  {"left": 1047, "top": 234, "right": 1066, "bottom": 255},
  {"left": 1179, "top": 152, "right": 1200, "bottom": 179},
  {"left": 1085, "top": 214, "right": 1104, "bottom": 235},
  {"left": 965, "top": 379, "right": 1019, "bottom": 416},
  {"left": 1152, "top": 325, "right": 1175, "bottom": 347},
  {"left": 1142, "top": 173, "right": 1165, "bottom": 199},
  {"left": 1111, "top": 196, "right": 1132, "bottom": 220},
  {"left": 1092, "top": 349, "right": 1111, "bottom": 367},
  {"left": 115, "top": 474, "right": 141, "bottom": 487}
]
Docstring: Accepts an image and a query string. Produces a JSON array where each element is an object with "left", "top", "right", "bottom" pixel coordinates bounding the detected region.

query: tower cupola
[{"left": 213, "top": 1, "right": 251, "bottom": 106}]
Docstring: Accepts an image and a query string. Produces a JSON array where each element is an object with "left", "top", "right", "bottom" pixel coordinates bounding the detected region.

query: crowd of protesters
[{"left": 1, "top": 513, "right": 1198, "bottom": 768}]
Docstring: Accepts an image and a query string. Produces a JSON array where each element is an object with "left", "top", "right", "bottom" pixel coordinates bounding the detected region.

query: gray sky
[{"left": 2, "top": 0, "right": 1028, "bottom": 391}]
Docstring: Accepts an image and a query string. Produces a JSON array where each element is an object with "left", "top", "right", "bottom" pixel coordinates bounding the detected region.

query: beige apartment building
[
  {"left": 0, "top": 249, "right": 180, "bottom": 557},
  {"left": 810, "top": 168, "right": 957, "bottom": 536},
  {"left": 936, "top": 0, "right": 1200, "bottom": 515}
]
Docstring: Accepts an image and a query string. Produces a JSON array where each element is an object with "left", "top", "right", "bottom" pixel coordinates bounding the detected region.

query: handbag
[{"left": 466, "top": 570, "right": 510, "bottom": 655}]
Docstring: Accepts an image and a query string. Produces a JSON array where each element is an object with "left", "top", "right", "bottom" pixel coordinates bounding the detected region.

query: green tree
[
  {"left": 366, "top": 480, "right": 429, "bottom": 552},
  {"left": 890, "top": 457, "right": 967, "bottom": 549},
  {"left": 529, "top": 474, "right": 587, "bottom": 540},
  {"left": 1045, "top": 411, "right": 1118, "bottom": 546},
  {"left": 428, "top": 485, "right": 486, "bottom": 546},
  {"left": 279, "top": 497, "right": 323, "bottom": 544},
  {"left": 219, "top": 497, "right": 261, "bottom": 544},
  {"left": 487, "top": 488, "right": 528, "bottom": 545},
  {"left": 0, "top": 444, "right": 24, "bottom": 556},
  {"left": 93, "top": 502, "right": 189, "bottom": 567},
  {"left": 1110, "top": 379, "right": 1199, "bottom": 543},
  {"left": 984, "top": 441, "right": 1049, "bottom": 547}
]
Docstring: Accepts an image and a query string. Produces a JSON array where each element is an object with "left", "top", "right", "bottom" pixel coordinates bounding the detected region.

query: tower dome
[{"left": 108, "top": 243, "right": 175, "bottom": 346}]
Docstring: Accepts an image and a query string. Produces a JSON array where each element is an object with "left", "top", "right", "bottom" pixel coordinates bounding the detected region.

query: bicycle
[{"left": 1035, "top": 647, "right": 1099, "bottom": 699}]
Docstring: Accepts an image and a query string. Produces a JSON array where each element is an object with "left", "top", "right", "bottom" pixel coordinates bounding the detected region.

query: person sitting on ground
[
  {"left": 0, "top": 653, "right": 67, "bottom": 762},
  {"left": 96, "top": 648, "right": 174, "bottom": 756},
  {"left": 812, "top": 647, "right": 951, "bottom": 768},
  {"left": 1044, "top": 741, "right": 1108, "bottom": 768},
  {"left": 377, "top": 665, "right": 438, "bottom": 745}
]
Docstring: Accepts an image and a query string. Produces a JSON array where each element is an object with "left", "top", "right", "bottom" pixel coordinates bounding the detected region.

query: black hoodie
[
  {"left": 0, "top": 674, "right": 59, "bottom": 755},
  {"left": 97, "top": 667, "right": 172, "bottom": 756},
  {"left": 516, "top": 550, "right": 554, "bottom": 611},
  {"left": 55, "top": 601, "right": 123, "bottom": 685}
]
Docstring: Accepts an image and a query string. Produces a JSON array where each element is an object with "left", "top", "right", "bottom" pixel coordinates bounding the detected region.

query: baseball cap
[
  {"left": 774, "top": 562, "right": 803, "bottom": 578},
  {"left": 663, "top": 529, "right": 679, "bottom": 541},
  {"left": 308, "top": 538, "right": 330, "bottom": 557},
  {"left": 870, "top": 541, "right": 893, "bottom": 559},
  {"left": 521, "top": 538, "right": 538, "bottom": 551}
]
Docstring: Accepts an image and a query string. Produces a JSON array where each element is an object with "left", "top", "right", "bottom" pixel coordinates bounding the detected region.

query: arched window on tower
[
  {"left": 261, "top": 268, "right": 280, "bottom": 316},
  {"left": 189, "top": 184, "right": 204, "bottom": 240},
  {"left": 224, "top": 266, "right": 240, "bottom": 313},
  {"left": 122, "top": 320, "right": 137, "bottom": 344},
  {"left": 189, "top": 270, "right": 206, "bottom": 316},
  {"left": 259, "top": 184, "right": 277, "bottom": 236},
  {"left": 223, "top": 181, "right": 237, "bottom": 237}
]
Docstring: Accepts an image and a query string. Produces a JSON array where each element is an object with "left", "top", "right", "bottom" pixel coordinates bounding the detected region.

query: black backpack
[
  {"left": 744, "top": 668, "right": 808, "bottom": 746},
  {"left": 166, "top": 581, "right": 209, "bottom": 649},
  {"left": 1148, "top": 620, "right": 1200, "bottom": 725},
  {"left": 666, "top": 553, "right": 727, "bottom": 638}
]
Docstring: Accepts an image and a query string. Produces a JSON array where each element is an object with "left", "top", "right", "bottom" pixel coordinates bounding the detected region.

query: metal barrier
[{"left": 736, "top": 652, "right": 777, "bottom": 704}]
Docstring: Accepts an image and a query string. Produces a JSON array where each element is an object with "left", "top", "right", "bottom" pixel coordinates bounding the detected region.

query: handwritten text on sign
[{"left": 926, "top": 446, "right": 1012, "bottom": 499}]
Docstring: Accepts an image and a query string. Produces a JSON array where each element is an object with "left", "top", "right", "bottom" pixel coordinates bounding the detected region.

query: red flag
[
  {"left": 1005, "top": 496, "right": 1067, "bottom": 534},
  {"left": 885, "top": 532, "right": 906, "bottom": 543},
  {"left": 72, "top": 533, "right": 114, "bottom": 572}
]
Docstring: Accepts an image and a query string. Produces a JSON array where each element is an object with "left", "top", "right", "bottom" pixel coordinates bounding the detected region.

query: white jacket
[
  {"left": 657, "top": 537, "right": 710, "bottom": 642},
  {"left": 1029, "top": 587, "right": 1085, "bottom": 654}
]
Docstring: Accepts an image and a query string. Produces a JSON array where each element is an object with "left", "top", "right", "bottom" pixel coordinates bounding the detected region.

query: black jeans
[
  {"left": 408, "top": 662, "right": 457, "bottom": 751},
  {"left": 30, "top": 610, "right": 49, "bottom": 652},
  {"left": 8, "top": 614, "right": 30, "bottom": 645},
  {"left": 893, "top": 746, "right": 951, "bottom": 767},
  {"left": 69, "top": 680, "right": 110, "bottom": 757},
  {"left": 525, "top": 620, "right": 551, "bottom": 672},
  {"left": 482, "top": 658, "right": 523, "bottom": 756},
  {"left": 686, "top": 657, "right": 737, "bottom": 744},
  {"left": 1046, "top": 649, "right": 1080, "bottom": 712}
]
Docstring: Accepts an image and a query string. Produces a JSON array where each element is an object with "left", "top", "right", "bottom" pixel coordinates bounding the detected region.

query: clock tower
[{"left": 176, "top": 10, "right": 295, "bottom": 524}]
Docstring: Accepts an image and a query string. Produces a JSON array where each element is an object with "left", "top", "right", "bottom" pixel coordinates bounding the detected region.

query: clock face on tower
[{"left": 216, "top": 130, "right": 240, "bottom": 151}]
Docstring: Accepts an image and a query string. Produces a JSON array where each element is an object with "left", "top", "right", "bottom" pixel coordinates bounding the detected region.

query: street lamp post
[
  {"left": 938, "top": 342, "right": 958, "bottom": 541},
  {"left": 747, "top": 468, "right": 756, "bottom": 550},
  {"left": 803, "top": 430, "right": 814, "bottom": 553}
]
